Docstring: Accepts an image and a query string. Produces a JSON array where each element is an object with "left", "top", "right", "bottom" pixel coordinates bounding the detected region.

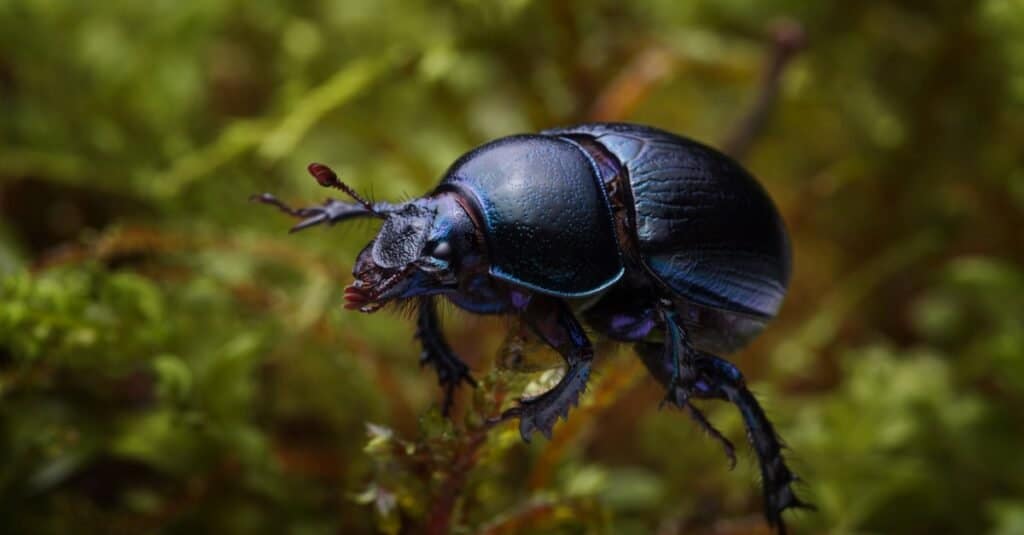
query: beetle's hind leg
[
  {"left": 416, "top": 297, "right": 477, "bottom": 416},
  {"left": 651, "top": 309, "right": 811, "bottom": 533},
  {"left": 691, "top": 352, "right": 812, "bottom": 533}
]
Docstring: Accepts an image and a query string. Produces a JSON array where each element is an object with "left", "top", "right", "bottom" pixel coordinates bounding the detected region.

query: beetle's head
[{"left": 345, "top": 194, "right": 480, "bottom": 312}]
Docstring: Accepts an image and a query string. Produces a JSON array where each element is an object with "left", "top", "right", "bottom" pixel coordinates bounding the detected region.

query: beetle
[{"left": 253, "top": 122, "right": 808, "bottom": 532}]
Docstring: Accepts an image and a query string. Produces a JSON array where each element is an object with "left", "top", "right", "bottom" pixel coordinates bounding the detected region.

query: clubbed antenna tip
[
  {"left": 307, "top": 162, "right": 341, "bottom": 188},
  {"left": 307, "top": 162, "right": 382, "bottom": 217}
]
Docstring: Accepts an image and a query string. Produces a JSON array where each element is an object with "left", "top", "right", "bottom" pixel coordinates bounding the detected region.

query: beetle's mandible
[{"left": 254, "top": 122, "right": 809, "bottom": 532}]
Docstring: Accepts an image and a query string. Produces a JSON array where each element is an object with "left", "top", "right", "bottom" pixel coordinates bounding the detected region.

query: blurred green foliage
[{"left": 2, "top": 0, "right": 1024, "bottom": 533}]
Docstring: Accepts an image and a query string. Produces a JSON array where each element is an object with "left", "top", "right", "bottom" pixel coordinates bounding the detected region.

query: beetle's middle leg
[{"left": 416, "top": 297, "right": 477, "bottom": 416}]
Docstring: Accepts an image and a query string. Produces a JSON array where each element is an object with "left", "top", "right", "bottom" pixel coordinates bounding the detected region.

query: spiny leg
[
  {"left": 634, "top": 341, "right": 736, "bottom": 467},
  {"left": 416, "top": 297, "right": 477, "bottom": 416},
  {"left": 493, "top": 295, "right": 594, "bottom": 441},
  {"left": 689, "top": 352, "right": 811, "bottom": 533},
  {"left": 649, "top": 302, "right": 811, "bottom": 533}
]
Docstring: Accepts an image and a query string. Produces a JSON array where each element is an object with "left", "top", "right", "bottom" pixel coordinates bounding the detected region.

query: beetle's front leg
[
  {"left": 494, "top": 296, "right": 593, "bottom": 441},
  {"left": 416, "top": 297, "right": 477, "bottom": 416}
]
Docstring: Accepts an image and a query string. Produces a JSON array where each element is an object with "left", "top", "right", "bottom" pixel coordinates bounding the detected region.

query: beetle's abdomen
[
  {"left": 545, "top": 123, "right": 791, "bottom": 320},
  {"left": 437, "top": 135, "right": 624, "bottom": 297}
]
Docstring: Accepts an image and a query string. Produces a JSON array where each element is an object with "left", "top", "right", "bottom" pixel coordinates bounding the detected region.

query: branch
[
  {"left": 721, "top": 20, "right": 807, "bottom": 160},
  {"left": 421, "top": 376, "right": 511, "bottom": 535},
  {"left": 587, "top": 46, "right": 676, "bottom": 122}
]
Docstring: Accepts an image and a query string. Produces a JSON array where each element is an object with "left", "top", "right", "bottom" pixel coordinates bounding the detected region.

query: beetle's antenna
[{"left": 307, "top": 162, "right": 384, "bottom": 218}]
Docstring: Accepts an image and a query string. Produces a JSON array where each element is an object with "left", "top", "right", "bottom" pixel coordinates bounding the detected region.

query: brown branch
[
  {"left": 721, "top": 20, "right": 807, "bottom": 160},
  {"left": 422, "top": 378, "right": 510, "bottom": 535},
  {"left": 423, "top": 430, "right": 487, "bottom": 535},
  {"left": 587, "top": 46, "right": 677, "bottom": 122}
]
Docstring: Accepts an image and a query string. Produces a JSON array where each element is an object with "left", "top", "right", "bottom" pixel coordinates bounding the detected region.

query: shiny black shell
[
  {"left": 437, "top": 135, "right": 625, "bottom": 296},
  {"left": 545, "top": 123, "right": 792, "bottom": 320},
  {"left": 438, "top": 123, "right": 791, "bottom": 325}
]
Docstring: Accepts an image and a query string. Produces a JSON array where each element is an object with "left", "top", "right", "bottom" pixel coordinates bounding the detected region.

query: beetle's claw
[
  {"left": 765, "top": 476, "right": 815, "bottom": 535},
  {"left": 496, "top": 401, "right": 570, "bottom": 441},
  {"left": 494, "top": 400, "right": 556, "bottom": 443},
  {"left": 438, "top": 370, "right": 477, "bottom": 417},
  {"left": 765, "top": 469, "right": 815, "bottom": 528},
  {"left": 441, "top": 382, "right": 457, "bottom": 417}
]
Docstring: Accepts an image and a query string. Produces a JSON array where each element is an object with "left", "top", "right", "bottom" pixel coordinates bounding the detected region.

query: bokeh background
[{"left": 2, "top": 1, "right": 1024, "bottom": 533}]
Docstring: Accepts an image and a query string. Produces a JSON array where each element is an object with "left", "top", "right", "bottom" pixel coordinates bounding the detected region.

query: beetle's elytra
[{"left": 254, "top": 122, "right": 808, "bottom": 532}]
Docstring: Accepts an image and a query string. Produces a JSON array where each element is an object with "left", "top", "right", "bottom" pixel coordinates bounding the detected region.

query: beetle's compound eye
[{"left": 427, "top": 240, "right": 452, "bottom": 260}]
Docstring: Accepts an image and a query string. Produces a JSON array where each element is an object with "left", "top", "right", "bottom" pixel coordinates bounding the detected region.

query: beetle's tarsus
[
  {"left": 646, "top": 353, "right": 737, "bottom": 469},
  {"left": 428, "top": 360, "right": 476, "bottom": 417},
  {"left": 683, "top": 402, "right": 737, "bottom": 469}
]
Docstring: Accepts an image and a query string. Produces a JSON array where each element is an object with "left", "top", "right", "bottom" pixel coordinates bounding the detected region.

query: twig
[
  {"left": 422, "top": 378, "right": 510, "bottom": 535},
  {"left": 423, "top": 430, "right": 488, "bottom": 535},
  {"left": 721, "top": 20, "right": 806, "bottom": 160},
  {"left": 587, "top": 46, "right": 676, "bottom": 122}
]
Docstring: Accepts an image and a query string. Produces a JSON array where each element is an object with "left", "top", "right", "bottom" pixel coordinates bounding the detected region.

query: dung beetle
[{"left": 254, "top": 122, "right": 808, "bottom": 531}]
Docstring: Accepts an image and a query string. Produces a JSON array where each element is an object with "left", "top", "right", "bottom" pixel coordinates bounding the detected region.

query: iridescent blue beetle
[{"left": 254, "top": 123, "right": 808, "bottom": 531}]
